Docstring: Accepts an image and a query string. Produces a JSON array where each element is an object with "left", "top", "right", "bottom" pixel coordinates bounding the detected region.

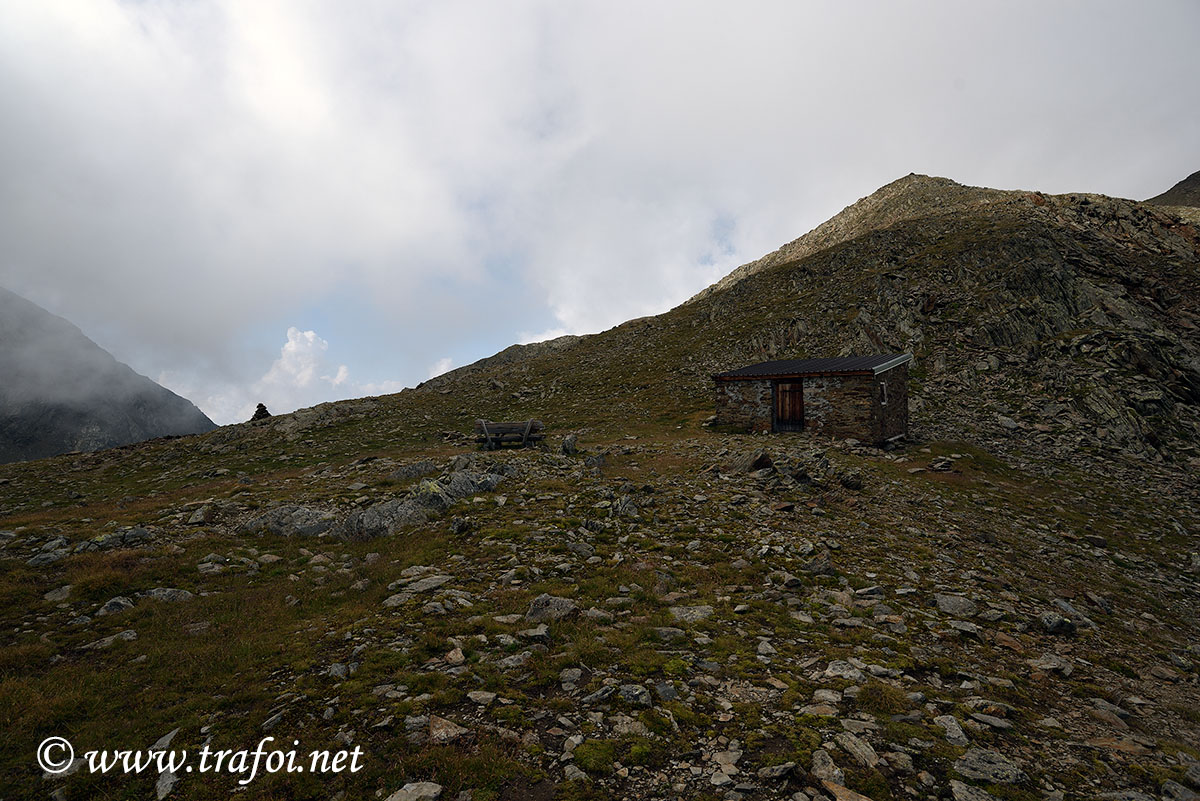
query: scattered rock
[
  {"left": 757, "top": 762, "right": 794, "bottom": 780},
  {"left": 518, "top": 624, "right": 550, "bottom": 644},
  {"left": 654, "top": 682, "right": 678, "bottom": 702},
  {"left": 525, "top": 594, "right": 579, "bottom": 622},
  {"left": 581, "top": 686, "right": 617, "bottom": 706},
  {"left": 810, "top": 749, "right": 844, "bottom": 784},
  {"left": 141, "top": 588, "right": 194, "bottom": 603},
  {"left": 156, "top": 767, "right": 179, "bottom": 800},
  {"left": 618, "top": 684, "right": 651, "bottom": 707},
  {"left": 83, "top": 630, "right": 137, "bottom": 650},
  {"left": 1038, "top": 611, "right": 1077, "bottom": 636},
  {"left": 954, "top": 749, "right": 1027, "bottom": 784},
  {"left": 429, "top": 716, "right": 468, "bottom": 744},
  {"left": 834, "top": 732, "right": 879, "bottom": 768},
  {"left": 1163, "top": 780, "right": 1200, "bottom": 801},
  {"left": 669, "top": 605, "right": 713, "bottom": 623},
  {"left": 935, "top": 593, "right": 978, "bottom": 617},
  {"left": 386, "top": 782, "right": 444, "bottom": 801},
  {"left": 934, "top": 715, "right": 969, "bottom": 746},
  {"left": 950, "top": 780, "right": 998, "bottom": 801},
  {"left": 824, "top": 660, "right": 866, "bottom": 683},
  {"left": 801, "top": 552, "right": 838, "bottom": 576}
]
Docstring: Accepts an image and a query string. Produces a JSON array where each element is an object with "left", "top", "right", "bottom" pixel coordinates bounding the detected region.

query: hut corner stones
[{"left": 713, "top": 353, "right": 912, "bottom": 443}]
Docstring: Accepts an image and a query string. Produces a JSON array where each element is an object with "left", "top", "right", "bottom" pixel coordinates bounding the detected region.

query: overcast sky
[{"left": 2, "top": 1, "right": 1197, "bottom": 424}]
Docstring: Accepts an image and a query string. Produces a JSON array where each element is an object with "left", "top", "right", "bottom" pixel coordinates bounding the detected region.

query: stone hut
[{"left": 713, "top": 353, "right": 911, "bottom": 443}]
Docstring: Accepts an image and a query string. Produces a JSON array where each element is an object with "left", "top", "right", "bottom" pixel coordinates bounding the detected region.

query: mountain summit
[
  {"left": 688, "top": 173, "right": 1018, "bottom": 303},
  {"left": 0, "top": 288, "right": 216, "bottom": 463}
]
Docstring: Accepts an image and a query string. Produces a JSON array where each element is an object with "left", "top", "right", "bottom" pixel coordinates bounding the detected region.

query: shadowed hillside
[
  {"left": 1147, "top": 169, "right": 1200, "bottom": 208},
  {"left": 0, "top": 288, "right": 216, "bottom": 463}
]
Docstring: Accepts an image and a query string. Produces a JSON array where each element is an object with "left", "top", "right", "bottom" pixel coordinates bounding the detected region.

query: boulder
[
  {"left": 525, "top": 594, "right": 578, "bottom": 622},
  {"left": 726, "top": 449, "right": 772, "bottom": 474},
  {"left": 1039, "top": 611, "right": 1077, "bottom": 636},
  {"left": 935, "top": 593, "right": 979, "bottom": 617},
  {"left": 669, "top": 605, "right": 714, "bottom": 623},
  {"left": 385, "top": 783, "right": 444, "bottom": 801},
  {"left": 96, "top": 596, "right": 134, "bottom": 616},
  {"left": 954, "top": 748, "right": 1027, "bottom": 784},
  {"left": 141, "top": 588, "right": 194, "bottom": 603},
  {"left": 386, "top": 460, "right": 437, "bottom": 482},
  {"left": 241, "top": 505, "right": 336, "bottom": 538}
]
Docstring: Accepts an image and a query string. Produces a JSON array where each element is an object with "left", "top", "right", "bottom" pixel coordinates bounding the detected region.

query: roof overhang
[
  {"left": 714, "top": 370, "right": 874, "bottom": 381},
  {"left": 869, "top": 353, "right": 912, "bottom": 374},
  {"left": 712, "top": 352, "right": 913, "bottom": 381}
]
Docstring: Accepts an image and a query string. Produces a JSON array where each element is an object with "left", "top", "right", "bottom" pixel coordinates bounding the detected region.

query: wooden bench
[{"left": 474, "top": 419, "right": 545, "bottom": 450}]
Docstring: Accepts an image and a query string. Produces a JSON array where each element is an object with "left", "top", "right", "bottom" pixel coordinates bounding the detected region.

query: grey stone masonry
[{"left": 713, "top": 361, "right": 909, "bottom": 443}]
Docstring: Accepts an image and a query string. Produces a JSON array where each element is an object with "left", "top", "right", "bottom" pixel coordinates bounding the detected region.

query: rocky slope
[
  {"left": 688, "top": 175, "right": 1018, "bottom": 305},
  {"left": 0, "top": 288, "right": 216, "bottom": 463},
  {"left": 0, "top": 173, "right": 1198, "bottom": 801},
  {"left": 421, "top": 175, "right": 1200, "bottom": 473},
  {"left": 1147, "top": 170, "right": 1200, "bottom": 208}
]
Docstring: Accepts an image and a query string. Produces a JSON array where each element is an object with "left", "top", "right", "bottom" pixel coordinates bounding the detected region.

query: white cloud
[
  {"left": 328, "top": 364, "right": 350, "bottom": 387},
  {"left": 518, "top": 327, "right": 572, "bottom": 346},
  {"left": 253, "top": 326, "right": 344, "bottom": 403},
  {"left": 427, "top": 357, "right": 455, "bottom": 379},
  {"left": 160, "top": 327, "right": 405, "bottom": 425},
  {"left": 356, "top": 379, "right": 407, "bottom": 397},
  {"left": 4, "top": 0, "right": 1199, "bottom": 415}
]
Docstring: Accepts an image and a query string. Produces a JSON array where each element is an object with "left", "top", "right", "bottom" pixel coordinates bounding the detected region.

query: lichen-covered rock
[
  {"left": 954, "top": 748, "right": 1028, "bottom": 784},
  {"left": 241, "top": 506, "right": 336, "bottom": 538}
]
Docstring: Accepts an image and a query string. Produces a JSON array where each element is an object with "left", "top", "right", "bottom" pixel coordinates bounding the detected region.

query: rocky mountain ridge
[
  {"left": 687, "top": 174, "right": 1020, "bottom": 305},
  {"left": 416, "top": 174, "right": 1200, "bottom": 475}
]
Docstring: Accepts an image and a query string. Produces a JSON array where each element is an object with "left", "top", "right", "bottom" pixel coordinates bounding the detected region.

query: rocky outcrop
[
  {"left": 241, "top": 505, "right": 338, "bottom": 538},
  {"left": 337, "top": 469, "right": 506, "bottom": 540}
]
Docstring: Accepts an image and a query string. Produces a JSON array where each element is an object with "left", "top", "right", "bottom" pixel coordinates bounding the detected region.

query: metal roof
[{"left": 714, "top": 353, "right": 912, "bottom": 380}]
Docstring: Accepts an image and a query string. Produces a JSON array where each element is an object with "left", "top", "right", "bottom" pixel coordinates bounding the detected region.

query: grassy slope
[{"left": 0, "top": 184, "right": 1198, "bottom": 800}]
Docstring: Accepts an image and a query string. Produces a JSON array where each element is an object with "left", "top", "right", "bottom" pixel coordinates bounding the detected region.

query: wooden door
[{"left": 774, "top": 381, "right": 804, "bottom": 431}]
